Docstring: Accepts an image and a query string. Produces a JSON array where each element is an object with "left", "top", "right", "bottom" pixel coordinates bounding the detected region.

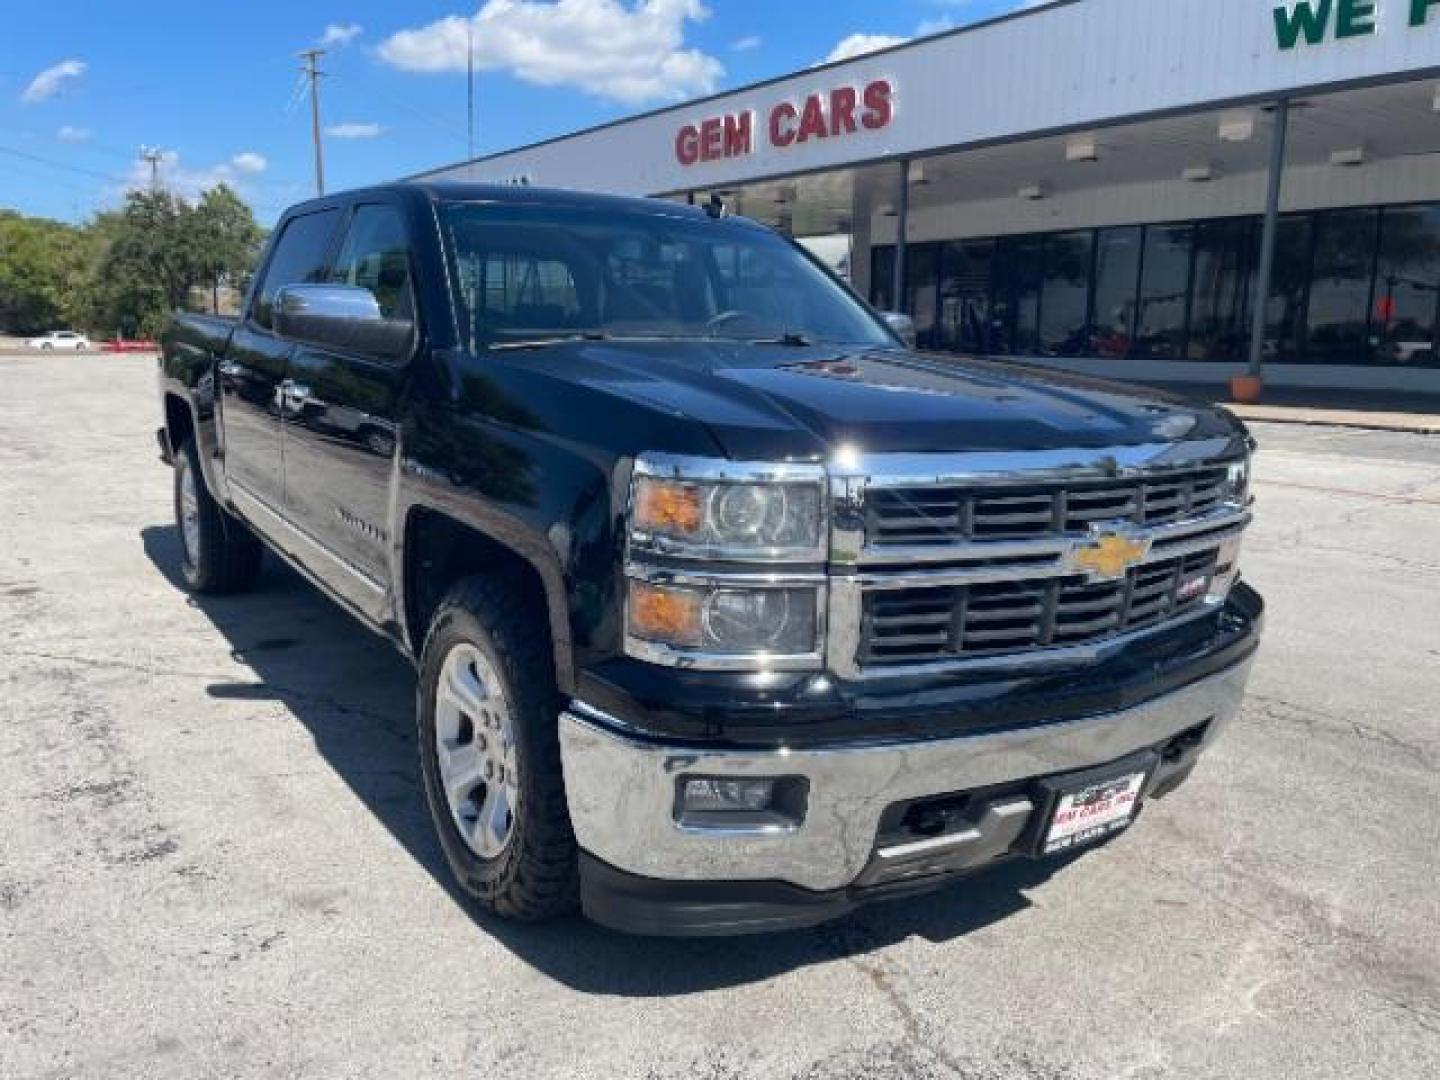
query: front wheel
[
  {"left": 173, "top": 438, "right": 263, "bottom": 593},
  {"left": 418, "top": 578, "right": 579, "bottom": 922}
]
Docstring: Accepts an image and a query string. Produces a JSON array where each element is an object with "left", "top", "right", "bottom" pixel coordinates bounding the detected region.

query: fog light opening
[
  {"left": 674, "top": 775, "right": 809, "bottom": 832},
  {"left": 682, "top": 777, "right": 775, "bottom": 814}
]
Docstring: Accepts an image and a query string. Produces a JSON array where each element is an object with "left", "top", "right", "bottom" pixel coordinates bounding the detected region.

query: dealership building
[{"left": 418, "top": 0, "right": 1440, "bottom": 393}]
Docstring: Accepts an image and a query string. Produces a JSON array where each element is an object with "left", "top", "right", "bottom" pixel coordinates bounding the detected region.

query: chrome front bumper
[{"left": 559, "top": 656, "right": 1254, "bottom": 893}]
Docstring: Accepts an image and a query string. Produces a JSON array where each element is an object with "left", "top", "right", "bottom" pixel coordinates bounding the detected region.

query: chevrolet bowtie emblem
[{"left": 1070, "top": 528, "right": 1152, "bottom": 581}]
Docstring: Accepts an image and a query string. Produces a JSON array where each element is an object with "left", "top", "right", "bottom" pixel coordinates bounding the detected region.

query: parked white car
[{"left": 26, "top": 331, "right": 90, "bottom": 351}]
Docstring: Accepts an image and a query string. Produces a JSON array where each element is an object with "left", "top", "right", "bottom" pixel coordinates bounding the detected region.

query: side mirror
[
  {"left": 274, "top": 284, "right": 414, "bottom": 361},
  {"left": 880, "top": 311, "right": 917, "bottom": 348}
]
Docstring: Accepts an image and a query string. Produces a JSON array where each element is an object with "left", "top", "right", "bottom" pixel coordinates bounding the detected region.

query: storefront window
[
  {"left": 907, "top": 243, "right": 941, "bottom": 349},
  {"left": 1039, "top": 231, "right": 1093, "bottom": 357},
  {"left": 1090, "top": 227, "right": 1142, "bottom": 358},
  {"left": 1261, "top": 215, "right": 1312, "bottom": 364},
  {"left": 1373, "top": 205, "right": 1440, "bottom": 368},
  {"left": 938, "top": 240, "right": 994, "bottom": 354},
  {"left": 1189, "top": 218, "right": 1254, "bottom": 362},
  {"left": 1307, "top": 209, "right": 1379, "bottom": 365},
  {"left": 867, "top": 199, "right": 1439, "bottom": 369},
  {"left": 1135, "top": 225, "right": 1192, "bottom": 360},
  {"left": 870, "top": 246, "right": 895, "bottom": 312},
  {"left": 991, "top": 235, "right": 1043, "bottom": 355}
]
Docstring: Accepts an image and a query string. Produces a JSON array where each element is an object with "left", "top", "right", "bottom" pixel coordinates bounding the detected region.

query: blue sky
[{"left": 0, "top": 0, "right": 1032, "bottom": 225}]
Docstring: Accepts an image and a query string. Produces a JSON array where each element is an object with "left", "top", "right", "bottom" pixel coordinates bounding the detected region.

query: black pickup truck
[{"left": 158, "top": 182, "right": 1262, "bottom": 935}]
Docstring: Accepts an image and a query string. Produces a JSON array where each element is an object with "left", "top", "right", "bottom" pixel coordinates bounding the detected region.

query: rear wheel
[
  {"left": 173, "top": 438, "right": 262, "bottom": 593},
  {"left": 418, "top": 577, "right": 579, "bottom": 922}
]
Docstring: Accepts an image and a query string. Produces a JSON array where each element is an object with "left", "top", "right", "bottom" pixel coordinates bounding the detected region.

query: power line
[
  {"left": 298, "top": 48, "right": 326, "bottom": 196},
  {"left": 330, "top": 74, "right": 472, "bottom": 144},
  {"left": 0, "top": 144, "right": 118, "bottom": 183}
]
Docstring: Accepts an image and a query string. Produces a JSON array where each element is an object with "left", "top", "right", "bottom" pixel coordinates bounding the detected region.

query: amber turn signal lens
[
  {"left": 633, "top": 478, "right": 703, "bottom": 536},
  {"left": 628, "top": 581, "right": 703, "bottom": 647}
]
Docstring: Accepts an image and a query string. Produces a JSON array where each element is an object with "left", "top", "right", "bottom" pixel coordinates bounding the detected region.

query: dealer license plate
[{"left": 1043, "top": 771, "right": 1147, "bottom": 855}]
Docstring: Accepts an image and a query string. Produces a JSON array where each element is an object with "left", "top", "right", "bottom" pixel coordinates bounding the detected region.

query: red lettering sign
[
  {"left": 862, "top": 79, "right": 893, "bottom": 130},
  {"left": 723, "top": 112, "right": 752, "bottom": 157},
  {"left": 674, "top": 80, "right": 893, "bottom": 166},
  {"left": 675, "top": 124, "right": 699, "bottom": 166},
  {"left": 769, "top": 102, "right": 797, "bottom": 148}
]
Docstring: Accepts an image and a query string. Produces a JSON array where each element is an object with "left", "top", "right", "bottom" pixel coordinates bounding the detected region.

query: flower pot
[{"left": 1230, "top": 375, "right": 1263, "bottom": 404}]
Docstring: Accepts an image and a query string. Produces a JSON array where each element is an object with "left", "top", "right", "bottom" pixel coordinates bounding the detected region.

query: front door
[
  {"left": 280, "top": 202, "right": 415, "bottom": 619},
  {"left": 219, "top": 207, "right": 341, "bottom": 515}
]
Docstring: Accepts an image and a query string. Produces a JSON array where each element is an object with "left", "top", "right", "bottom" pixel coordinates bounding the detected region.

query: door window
[
  {"left": 1307, "top": 209, "right": 1379, "bottom": 365},
  {"left": 251, "top": 208, "right": 340, "bottom": 328},
  {"left": 329, "top": 205, "right": 416, "bottom": 322},
  {"left": 1090, "top": 227, "right": 1142, "bottom": 359},
  {"left": 1039, "top": 231, "right": 1094, "bottom": 358},
  {"left": 1374, "top": 205, "right": 1440, "bottom": 367},
  {"left": 1135, "top": 225, "right": 1193, "bottom": 360}
]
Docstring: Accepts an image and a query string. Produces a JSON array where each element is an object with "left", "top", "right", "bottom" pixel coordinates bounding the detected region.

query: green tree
[
  {"left": 1, "top": 185, "right": 266, "bottom": 338},
  {"left": 0, "top": 211, "right": 97, "bottom": 333},
  {"left": 91, "top": 190, "right": 201, "bottom": 337},
  {"left": 190, "top": 185, "right": 265, "bottom": 313}
]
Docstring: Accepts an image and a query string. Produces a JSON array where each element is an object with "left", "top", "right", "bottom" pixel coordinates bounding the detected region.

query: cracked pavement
[{"left": 1, "top": 354, "right": 1437, "bottom": 1079}]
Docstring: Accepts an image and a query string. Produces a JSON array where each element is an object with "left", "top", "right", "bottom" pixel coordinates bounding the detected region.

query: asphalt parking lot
[{"left": 2, "top": 353, "right": 1438, "bottom": 1080}]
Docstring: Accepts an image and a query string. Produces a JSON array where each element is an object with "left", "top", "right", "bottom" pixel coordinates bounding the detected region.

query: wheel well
[
  {"left": 164, "top": 394, "right": 194, "bottom": 452},
  {"left": 404, "top": 509, "right": 557, "bottom": 672}
]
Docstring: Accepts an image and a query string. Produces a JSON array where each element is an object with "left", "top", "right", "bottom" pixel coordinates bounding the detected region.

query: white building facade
[{"left": 419, "top": 0, "right": 1440, "bottom": 392}]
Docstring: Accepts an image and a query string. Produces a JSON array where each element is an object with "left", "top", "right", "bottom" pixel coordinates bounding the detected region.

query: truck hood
[{"left": 518, "top": 339, "right": 1245, "bottom": 460}]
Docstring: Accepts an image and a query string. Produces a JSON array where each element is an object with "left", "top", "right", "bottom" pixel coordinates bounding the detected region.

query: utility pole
[
  {"left": 299, "top": 48, "right": 326, "bottom": 196},
  {"left": 139, "top": 146, "right": 164, "bottom": 192},
  {"left": 467, "top": 23, "right": 476, "bottom": 161}
]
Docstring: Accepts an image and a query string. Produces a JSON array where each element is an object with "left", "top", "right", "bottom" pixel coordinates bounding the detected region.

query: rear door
[
  {"left": 280, "top": 201, "right": 416, "bottom": 617},
  {"left": 220, "top": 207, "right": 340, "bottom": 516}
]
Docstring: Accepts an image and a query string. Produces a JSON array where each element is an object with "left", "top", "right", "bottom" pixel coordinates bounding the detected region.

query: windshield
[{"left": 440, "top": 201, "right": 894, "bottom": 353}]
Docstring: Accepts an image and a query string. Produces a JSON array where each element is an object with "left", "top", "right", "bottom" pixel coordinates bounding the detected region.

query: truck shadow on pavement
[{"left": 143, "top": 523, "right": 1077, "bottom": 995}]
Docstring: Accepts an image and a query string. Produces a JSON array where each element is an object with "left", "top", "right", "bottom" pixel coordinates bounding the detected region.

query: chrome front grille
[
  {"left": 826, "top": 440, "right": 1253, "bottom": 678},
  {"left": 866, "top": 466, "right": 1232, "bottom": 546},
  {"left": 860, "top": 549, "right": 1221, "bottom": 667}
]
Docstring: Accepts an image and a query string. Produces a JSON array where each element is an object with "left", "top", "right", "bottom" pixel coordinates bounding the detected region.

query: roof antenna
[{"left": 704, "top": 193, "right": 728, "bottom": 219}]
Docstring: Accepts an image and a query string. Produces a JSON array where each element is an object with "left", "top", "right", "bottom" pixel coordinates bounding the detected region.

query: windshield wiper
[
  {"left": 487, "top": 330, "right": 610, "bottom": 352},
  {"left": 747, "top": 331, "right": 812, "bottom": 347}
]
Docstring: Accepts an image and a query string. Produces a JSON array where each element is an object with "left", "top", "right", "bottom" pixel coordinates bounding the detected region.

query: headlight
[
  {"left": 626, "top": 579, "right": 821, "bottom": 663},
  {"left": 1223, "top": 456, "right": 1251, "bottom": 506},
  {"left": 629, "top": 455, "right": 826, "bottom": 561},
  {"left": 1206, "top": 532, "right": 1244, "bottom": 603},
  {"left": 625, "top": 454, "right": 828, "bottom": 669}
]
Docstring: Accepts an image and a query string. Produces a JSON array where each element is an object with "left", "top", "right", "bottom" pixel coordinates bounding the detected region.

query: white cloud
[
  {"left": 22, "top": 59, "right": 87, "bottom": 104},
  {"left": 319, "top": 23, "right": 363, "bottom": 47},
  {"left": 732, "top": 35, "right": 761, "bottom": 51},
  {"left": 378, "top": 0, "right": 723, "bottom": 106},
  {"left": 231, "top": 152, "right": 268, "bottom": 174},
  {"left": 327, "top": 121, "right": 385, "bottom": 140},
  {"left": 124, "top": 150, "right": 267, "bottom": 200},
  {"left": 823, "top": 33, "right": 908, "bottom": 64},
  {"left": 56, "top": 125, "right": 91, "bottom": 143}
]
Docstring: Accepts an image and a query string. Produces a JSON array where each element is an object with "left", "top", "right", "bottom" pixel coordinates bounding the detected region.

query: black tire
[
  {"left": 417, "top": 577, "right": 579, "bottom": 922},
  {"left": 173, "top": 438, "right": 263, "bottom": 594}
]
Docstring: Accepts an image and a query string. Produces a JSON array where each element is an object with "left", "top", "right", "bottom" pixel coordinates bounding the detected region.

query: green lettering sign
[
  {"left": 1274, "top": 0, "right": 1334, "bottom": 49},
  {"left": 1413, "top": 0, "right": 1440, "bottom": 26},
  {"left": 1336, "top": 0, "right": 1377, "bottom": 36}
]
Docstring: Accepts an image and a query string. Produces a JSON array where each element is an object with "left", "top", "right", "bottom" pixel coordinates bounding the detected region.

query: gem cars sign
[{"left": 674, "top": 80, "right": 894, "bottom": 167}]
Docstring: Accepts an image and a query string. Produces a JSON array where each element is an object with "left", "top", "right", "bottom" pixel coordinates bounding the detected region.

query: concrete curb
[{"left": 1222, "top": 404, "right": 1440, "bottom": 436}]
